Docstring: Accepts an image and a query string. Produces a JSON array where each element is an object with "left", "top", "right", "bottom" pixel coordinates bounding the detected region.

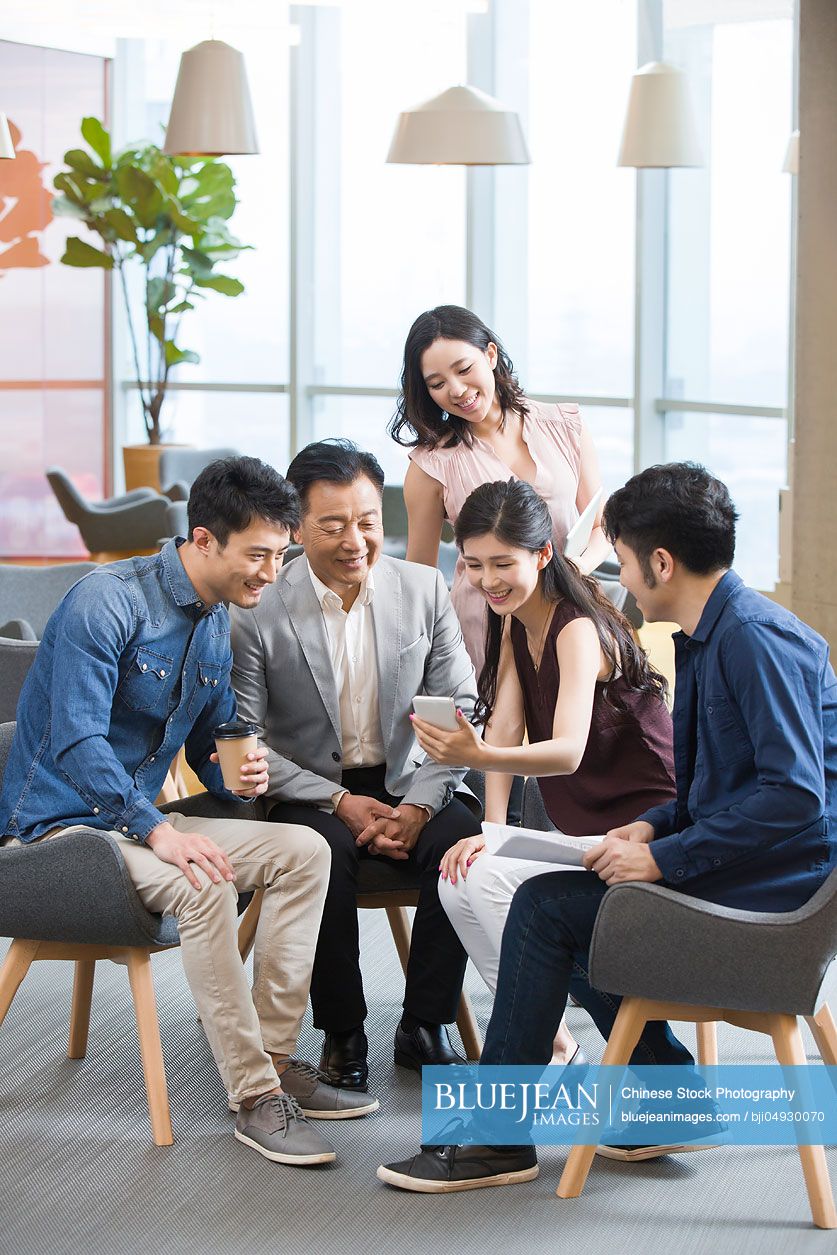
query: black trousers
[{"left": 268, "top": 764, "right": 480, "bottom": 1033}]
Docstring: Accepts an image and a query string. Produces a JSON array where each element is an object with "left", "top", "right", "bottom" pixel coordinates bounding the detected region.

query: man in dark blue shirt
[{"left": 379, "top": 461, "right": 837, "bottom": 1193}]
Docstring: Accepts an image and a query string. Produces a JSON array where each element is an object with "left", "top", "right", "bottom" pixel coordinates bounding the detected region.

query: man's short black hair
[
  {"left": 603, "top": 462, "right": 738, "bottom": 578},
  {"left": 285, "top": 439, "right": 385, "bottom": 514},
  {"left": 187, "top": 456, "right": 300, "bottom": 547}
]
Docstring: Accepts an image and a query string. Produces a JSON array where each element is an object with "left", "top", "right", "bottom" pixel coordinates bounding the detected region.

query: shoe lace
[
  {"left": 283, "top": 1058, "right": 330, "bottom": 1084},
  {"left": 253, "top": 1092, "right": 305, "bottom": 1133}
]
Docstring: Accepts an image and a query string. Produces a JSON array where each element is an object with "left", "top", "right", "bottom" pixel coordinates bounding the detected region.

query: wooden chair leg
[
  {"left": 696, "top": 1020, "right": 719, "bottom": 1066},
  {"left": 805, "top": 1005, "right": 837, "bottom": 1067},
  {"left": 456, "top": 991, "right": 483, "bottom": 1061},
  {"left": 68, "top": 960, "right": 96, "bottom": 1059},
  {"left": 385, "top": 905, "right": 412, "bottom": 977},
  {"left": 125, "top": 950, "right": 173, "bottom": 1147},
  {"left": 237, "top": 889, "right": 264, "bottom": 963},
  {"left": 769, "top": 1012, "right": 837, "bottom": 1229},
  {"left": 0, "top": 939, "right": 41, "bottom": 1027},
  {"left": 557, "top": 997, "right": 650, "bottom": 1199}
]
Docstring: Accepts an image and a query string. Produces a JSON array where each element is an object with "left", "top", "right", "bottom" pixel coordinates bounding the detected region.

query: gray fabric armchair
[
  {"left": 157, "top": 447, "right": 239, "bottom": 499},
  {"left": 0, "top": 723, "right": 257, "bottom": 1146},
  {"left": 0, "top": 560, "right": 97, "bottom": 641},
  {"left": 0, "top": 637, "right": 38, "bottom": 722},
  {"left": 46, "top": 467, "right": 185, "bottom": 558},
  {"left": 556, "top": 843, "right": 837, "bottom": 1228}
]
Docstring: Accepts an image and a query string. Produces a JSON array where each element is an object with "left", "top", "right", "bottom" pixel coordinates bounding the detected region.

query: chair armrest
[
  {"left": 100, "top": 489, "right": 158, "bottom": 509},
  {"left": 588, "top": 878, "right": 837, "bottom": 1016},
  {"left": 160, "top": 791, "right": 269, "bottom": 823},
  {"left": 0, "top": 618, "right": 37, "bottom": 641},
  {"left": 162, "top": 481, "right": 190, "bottom": 502},
  {"left": 0, "top": 830, "right": 173, "bottom": 947}
]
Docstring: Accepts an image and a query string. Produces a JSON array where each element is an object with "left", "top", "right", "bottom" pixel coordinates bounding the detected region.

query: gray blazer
[{"left": 229, "top": 554, "right": 478, "bottom": 815}]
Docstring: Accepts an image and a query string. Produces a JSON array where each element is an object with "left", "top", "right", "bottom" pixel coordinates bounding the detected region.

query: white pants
[{"left": 439, "top": 852, "right": 564, "bottom": 994}]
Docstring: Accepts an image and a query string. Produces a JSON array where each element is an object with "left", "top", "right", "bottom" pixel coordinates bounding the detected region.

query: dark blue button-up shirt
[
  {"left": 0, "top": 540, "right": 238, "bottom": 842},
  {"left": 640, "top": 571, "right": 837, "bottom": 911}
]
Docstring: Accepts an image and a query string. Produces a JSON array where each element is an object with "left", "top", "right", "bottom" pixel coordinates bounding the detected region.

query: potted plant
[{"left": 52, "top": 117, "right": 251, "bottom": 489}]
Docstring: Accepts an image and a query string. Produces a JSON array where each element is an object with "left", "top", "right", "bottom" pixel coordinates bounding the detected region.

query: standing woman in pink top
[{"left": 391, "top": 304, "right": 612, "bottom": 673}]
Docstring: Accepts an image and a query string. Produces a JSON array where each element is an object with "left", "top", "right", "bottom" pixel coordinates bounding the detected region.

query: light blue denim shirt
[
  {"left": 0, "top": 539, "right": 238, "bottom": 842},
  {"left": 639, "top": 571, "right": 837, "bottom": 910}
]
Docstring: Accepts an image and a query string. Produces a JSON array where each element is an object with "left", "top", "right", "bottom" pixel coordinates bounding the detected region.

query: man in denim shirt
[
  {"left": 1, "top": 457, "right": 376, "bottom": 1165},
  {"left": 379, "top": 462, "right": 837, "bottom": 1193}
]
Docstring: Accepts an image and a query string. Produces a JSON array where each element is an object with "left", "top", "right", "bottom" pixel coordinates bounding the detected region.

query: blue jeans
[{"left": 481, "top": 870, "right": 695, "bottom": 1068}]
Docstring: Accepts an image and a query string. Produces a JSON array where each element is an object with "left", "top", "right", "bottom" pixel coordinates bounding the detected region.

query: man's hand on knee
[{"left": 146, "top": 821, "right": 236, "bottom": 890}]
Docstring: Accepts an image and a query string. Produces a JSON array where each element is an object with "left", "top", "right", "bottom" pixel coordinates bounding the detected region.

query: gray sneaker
[
  {"left": 234, "top": 1092, "right": 336, "bottom": 1165},
  {"left": 280, "top": 1058, "right": 380, "bottom": 1119}
]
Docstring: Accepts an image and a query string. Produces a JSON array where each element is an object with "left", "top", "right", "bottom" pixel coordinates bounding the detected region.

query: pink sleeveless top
[{"left": 408, "top": 400, "right": 583, "bottom": 672}]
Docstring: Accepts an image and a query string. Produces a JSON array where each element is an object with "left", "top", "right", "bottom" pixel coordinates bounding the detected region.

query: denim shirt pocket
[
  {"left": 187, "top": 658, "right": 227, "bottom": 721},
  {"left": 703, "top": 696, "right": 752, "bottom": 766},
  {"left": 116, "top": 646, "right": 176, "bottom": 712}
]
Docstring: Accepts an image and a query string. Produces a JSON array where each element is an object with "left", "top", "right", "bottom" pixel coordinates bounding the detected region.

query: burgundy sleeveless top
[{"left": 510, "top": 601, "right": 675, "bottom": 836}]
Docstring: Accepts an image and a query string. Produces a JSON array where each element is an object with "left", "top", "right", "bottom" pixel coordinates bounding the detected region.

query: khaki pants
[{"left": 10, "top": 813, "right": 330, "bottom": 1105}]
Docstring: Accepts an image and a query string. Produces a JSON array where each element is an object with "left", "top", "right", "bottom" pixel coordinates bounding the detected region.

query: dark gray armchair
[
  {"left": 46, "top": 467, "right": 187, "bottom": 558},
  {"left": 0, "top": 638, "right": 38, "bottom": 722},
  {"left": 553, "top": 825, "right": 837, "bottom": 1228},
  {"left": 0, "top": 723, "right": 259, "bottom": 1145}
]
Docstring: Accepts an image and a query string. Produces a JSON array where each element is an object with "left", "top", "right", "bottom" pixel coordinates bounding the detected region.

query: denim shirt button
[
  {"left": 212, "top": 679, "right": 218, "bottom": 686},
  {"left": 149, "top": 755, "right": 155, "bottom": 763},
  {"left": 675, "top": 869, "right": 685, "bottom": 878},
  {"left": 93, "top": 807, "right": 99, "bottom": 814},
  {"left": 707, "top": 705, "right": 714, "bottom": 714},
  {"left": 122, "top": 826, "right": 129, "bottom": 832},
  {"left": 141, "top": 663, "right": 148, "bottom": 671},
  {"left": 160, "top": 670, "right": 166, "bottom": 678}
]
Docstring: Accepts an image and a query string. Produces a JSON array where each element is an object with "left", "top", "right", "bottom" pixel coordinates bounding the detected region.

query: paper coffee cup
[{"left": 214, "top": 720, "right": 263, "bottom": 791}]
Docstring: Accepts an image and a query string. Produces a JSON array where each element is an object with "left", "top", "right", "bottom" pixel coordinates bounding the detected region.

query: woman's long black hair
[
  {"left": 455, "top": 480, "right": 669, "bottom": 724},
  {"left": 389, "top": 304, "right": 528, "bottom": 450}
]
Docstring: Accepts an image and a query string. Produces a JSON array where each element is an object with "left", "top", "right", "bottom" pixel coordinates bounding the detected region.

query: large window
[
  {"left": 311, "top": 2, "right": 468, "bottom": 390},
  {"left": 663, "top": 0, "right": 794, "bottom": 589},
  {"left": 525, "top": 0, "right": 637, "bottom": 398}
]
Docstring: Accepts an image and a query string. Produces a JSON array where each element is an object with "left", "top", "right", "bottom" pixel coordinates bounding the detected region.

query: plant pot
[{"left": 122, "top": 443, "right": 190, "bottom": 493}]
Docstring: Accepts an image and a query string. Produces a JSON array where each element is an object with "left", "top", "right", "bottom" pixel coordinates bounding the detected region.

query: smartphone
[{"left": 412, "top": 695, "right": 459, "bottom": 732}]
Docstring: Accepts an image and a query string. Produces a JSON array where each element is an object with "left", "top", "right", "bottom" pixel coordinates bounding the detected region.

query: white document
[
  {"left": 563, "top": 487, "right": 604, "bottom": 560},
  {"left": 482, "top": 821, "right": 604, "bottom": 867}
]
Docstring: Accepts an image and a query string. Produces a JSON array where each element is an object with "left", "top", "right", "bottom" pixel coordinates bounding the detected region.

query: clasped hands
[{"left": 336, "top": 792, "right": 427, "bottom": 859}]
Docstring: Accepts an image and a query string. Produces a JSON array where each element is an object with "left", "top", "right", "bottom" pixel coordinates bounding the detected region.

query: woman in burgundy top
[{"left": 411, "top": 479, "right": 675, "bottom": 1067}]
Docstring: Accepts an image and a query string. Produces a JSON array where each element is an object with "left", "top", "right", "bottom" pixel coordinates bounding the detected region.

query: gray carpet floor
[{"left": 1, "top": 910, "right": 835, "bottom": 1255}]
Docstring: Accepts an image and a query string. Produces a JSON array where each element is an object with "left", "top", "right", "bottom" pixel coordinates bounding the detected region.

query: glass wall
[
  {"left": 0, "top": 40, "right": 108, "bottom": 557},
  {"left": 662, "top": 0, "right": 794, "bottom": 588}
]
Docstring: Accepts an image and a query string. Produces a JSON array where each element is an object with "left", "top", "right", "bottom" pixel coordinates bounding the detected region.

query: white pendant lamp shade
[
  {"left": 782, "top": 130, "right": 799, "bottom": 174},
  {"left": 387, "top": 85, "right": 530, "bottom": 166},
  {"left": 0, "top": 113, "right": 15, "bottom": 160},
  {"left": 617, "top": 62, "right": 703, "bottom": 168},
  {"left": 163, "top": 40, "right": 258, "bottom": 156}
]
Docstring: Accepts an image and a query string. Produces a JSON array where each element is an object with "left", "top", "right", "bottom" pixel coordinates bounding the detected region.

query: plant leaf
[
  {"left": 164, "top": 342, "right": 200, "bottom": 367},
  {"left": 193, "top": 273, "right": 244, "bottom": 296},
  {"left": 103, "top": 207, "right": 138, "bottom": 243},
  {"left": 51, "top": 194, "right": 89, "bottom": 220},
  {"left": 115, "top": 165, "right": 165, "bottom": 228},
  {"left": 80, "top": 117, "right": 112, "bottom": 168},
  {"left": 63, "top": 148, "right": 103, "bottom": 177},
  {"left": 61, "top": 237, "right": 114, "bottom": 269},
  {"left": 147, "top": 276, "right": 177, "bottom": 312}
]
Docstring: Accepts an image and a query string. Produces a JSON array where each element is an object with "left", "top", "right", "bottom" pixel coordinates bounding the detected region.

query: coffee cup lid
[{"left": 214, "top": 720, "right": 262, "bottom": 740}]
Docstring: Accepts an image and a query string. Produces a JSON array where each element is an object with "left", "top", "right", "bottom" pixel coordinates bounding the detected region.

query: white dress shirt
[{"left": 307, "top": 561, "right": 386, "bottom": 769}]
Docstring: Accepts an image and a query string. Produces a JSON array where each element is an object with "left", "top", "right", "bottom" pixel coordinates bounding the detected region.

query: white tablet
[{"left": 563, "top": 487, "right": 604, "bottom": 561}]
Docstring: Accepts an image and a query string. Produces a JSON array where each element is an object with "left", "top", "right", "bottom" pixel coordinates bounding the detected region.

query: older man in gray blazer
[{"left": 229, "top": 440, "right": 481, "bottom": 1092}]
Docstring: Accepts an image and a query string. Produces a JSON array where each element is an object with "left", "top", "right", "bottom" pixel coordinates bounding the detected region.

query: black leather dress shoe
[
  {"left": 394, "top": 1022, "right": 466, "bottom": 1072},
  {"left": 378, "top": 1143, "right": 538, "bottom": 1193},
  {"left": 319, "top": 1028, "right": 369, "bottom": 1092}
]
